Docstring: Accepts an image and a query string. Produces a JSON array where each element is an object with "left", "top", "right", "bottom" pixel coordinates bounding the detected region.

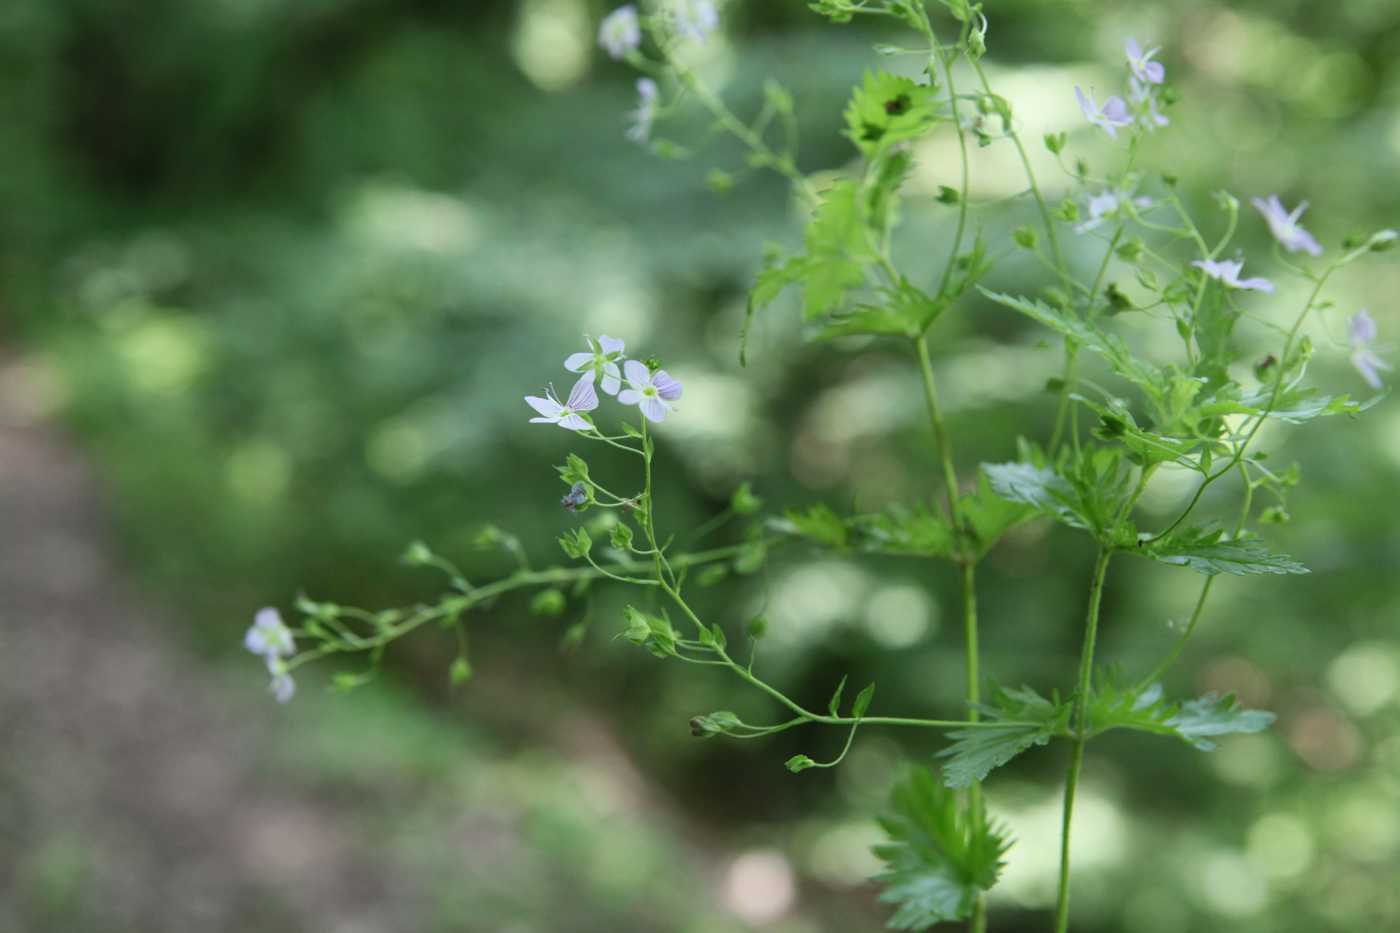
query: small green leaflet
[
  {"left": 844, "top": 71, "right": 940, "bottom": 156},
  {"left": 850, "top": 503, "right": 957, "bottom": 559},
  {"left": 981, "top": 461, "right": 1090, "bottom": 531},
  {"left": 776, "top": 503, "right": 850, "bottom": 550},
  {"left": 961, "top": 471, "right": 1034, "bottom": 559},
  {"left": 1087, "top": 679, "right": 1275, "bottom": 751},
  {"left": 1139, "top": 525, "right": 1308, "bottom": 576},
  {"left": 938, "top": 684, "right": 1069, "bottom": 789},
  {"left": 978, "top": 288, "right": 1163, "bottom": 399},
  {"left": 873, "top": 768, "right": 1011, "bottom": 929}
]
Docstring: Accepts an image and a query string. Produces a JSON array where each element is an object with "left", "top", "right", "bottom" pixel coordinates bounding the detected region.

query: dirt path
[{"left": 0, "top": 355, "right": 424, "bottom": 933}]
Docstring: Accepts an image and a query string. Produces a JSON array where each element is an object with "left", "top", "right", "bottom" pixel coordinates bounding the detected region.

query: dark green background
[{"left": 3, "top": 1, "right": 1398, "bottom": 930}]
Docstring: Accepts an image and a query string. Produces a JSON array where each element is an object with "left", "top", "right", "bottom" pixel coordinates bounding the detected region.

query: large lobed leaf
[
  {"left": 1139, "top": 524, "right": 1308, "bottom": 576},
  {"left": 1088, "top": 678, "right": 1276, "bottom": 751},
  {"left": 873, "top": 768, "right": 1011, "bottom": 929},
  {"left": 938, "top": 684, "right": 1069, "bottom": 789}
]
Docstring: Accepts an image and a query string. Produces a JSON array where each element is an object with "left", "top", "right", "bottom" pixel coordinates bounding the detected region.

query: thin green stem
[{"left": 1054, "top": 548, "right": 1113, "bottom": 933}]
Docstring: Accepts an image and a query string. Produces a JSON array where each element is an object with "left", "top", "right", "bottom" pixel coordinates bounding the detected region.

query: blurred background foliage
[{"left": 2, "top": 0, "right": 1399, "bottom": 930}]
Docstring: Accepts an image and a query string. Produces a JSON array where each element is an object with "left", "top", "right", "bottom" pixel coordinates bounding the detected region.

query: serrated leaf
[
  {"left": 872, "top": 768, "right": 1011, "bottom": 929},
  {"left": 981, "top": 461, "right": 1090, "bottom": 531},
  {"left": 802, "top": 179, "right": 874, "bottom": 319},
  {"left": 786, "top": 754, "right": 817, "bottom": 773},
  {"left": 828, "top": 675, "right": 848, "bottom": 717},
  {"left": 1141, "top": 525, "right": 1308, "bottom": 576},
  {"left": 853, "top": 683, "right": 876, "bottom": 719},
  {"left": 979, "top": 289, "right": 1163, "bottom": 398},
  {"left": 850, "top": 503, "right": 956, "bottom": 559},
  {"left": 962, "top": 471, "right": 1034, "bottom": 558},
  {"left": 844, "top": 71, "right": 940, "bottom": 156},
  {"left": 821, "top": 278, "right": 947, "bottom": 340},
  {"left": 778, "top": 503, "right": 850, "bottom": 550},
  {"left": 1167, "top": 694, "right": 1276, "bottom": 750},
  {"left": 1087, "top": 678, "right": 1275, "bottom": 751},
  {"left": 938, "top": 684, "right": 1069, "bottom": 788}
]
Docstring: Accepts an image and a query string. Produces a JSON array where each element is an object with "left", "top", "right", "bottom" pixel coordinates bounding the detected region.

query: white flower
[
  {"left": 672, "top": 0, "right": 719, "bottom": 43},
  {"left": 1348, "top": 309, "right": 1390, "bottom": 389},
  {"left": 1252, "top": 195, "right": 1323, "bottom": 257},
  {"left": 245, "top": 607, "right": 294, "bottom": 659},
  {"left": 266, "top": 656, "right": 296, "bottom": 704},
  {"left": 564, "top": 335, "right": 626, "bottom": 395},
  {"left": 617, "top": 359, "right": 683, "bottom": 422},
  {"left": 1191, "top": 258, "right": 1274, "bottom": 293},
  {"left": 1075, "top": 86, "right": 1133, "bottom": 138},
  {"left": 627, "top": 78, "right": 659, "bottom": 144},
  {"left": 598, "top": 6, "right": 641, "bottom": 60},
  {"left": 1125, "top": 38, "right": 1165, "bottom": 85},
  {"left": 1074, "top": 189, "right": 1153, "bottom": 234},
  {"left": 525, "top": 375, "right": 599, "bottom": 431}
]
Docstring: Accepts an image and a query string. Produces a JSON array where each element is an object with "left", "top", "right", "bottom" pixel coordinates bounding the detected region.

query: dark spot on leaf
[{"left": 884, "top": 94, "right": 911, "bottom": 115}]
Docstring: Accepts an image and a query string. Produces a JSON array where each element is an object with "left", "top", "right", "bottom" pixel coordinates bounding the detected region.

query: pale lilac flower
[
  {"left": 245, "top": 607, "right": 294, "bottom": 659},
  {"left": 617, "top": 359, "right": 682, "bottom": 423},
  {"left": 525, "top": 375, "right": 599, "bottom": 431},
  {"left": 266, "top": 657, "right": 296, "bottom": 704},
  {"left": 1192, "top": 258, "right": 1275, "bottom": 293},
  {"left": 1252, "top": 195, "right": 1323, "bottom": 257},
  {"left": 598, "top": 5, "right": 641, "bottom": 60},
  {"left": 562, "top": 481, "right": 589, "bottom": 512},
  {"left": 1074, "top": 190, "right": 1153, "bottom": 234},
  {"left": 672, "top": 0, "right": 719, "bottom": 43},
  {"left": 1349, "top": 309, "right": 1390, "bottom": 389},
  {"left": 1125, "top": 38, "right": 1165, "bottom": 85},
  {"left": 627, "top": 78, "right": 659, "bottom": 144},
  {"left": 564, "top": 335, "right": 626, "bottom": 395},
  {"left": 1075, "top": 86, "right": 1133, "bottom": 138},
  {"left": 1129, "top": 78, "right": 1169, "bottom": 129}
]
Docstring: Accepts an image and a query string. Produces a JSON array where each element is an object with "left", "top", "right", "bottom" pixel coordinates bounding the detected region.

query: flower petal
[
  {"left": 525, "top": 395, "right": 562, "bottom": 418},
  {"left": 557, "top": 413, "right": 592, "bottom": 431},
  {"left": 563, "top": 352, "right": 593, "bottom": 372},
  {"left": 1237, "top": 276, "right": 1275, "bottom": 293},
  {"left": 617, "top": 389, "right": 642, "bottom": 406},
  {"left": 566, "top": 375, "right": 599, "bottom": 412},
  {"left": 652, "top": 370, "right": 683, "bottom": 401},
  {"left": 1350, "top": 310, "right": 1378, "bottom": 345},
  {"left": 623, "top": 359, "right": 651, "bottom": 388},
  {"left": 598, "top": 335, "right": 625, "bottom": 356},
  {"left": 640, "top": 396, "right": 668, "bottom": 423}
]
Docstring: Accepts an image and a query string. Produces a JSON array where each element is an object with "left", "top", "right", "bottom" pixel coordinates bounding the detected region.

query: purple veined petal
[
  {"left": 1350, "top": 310, "right": 1378, "bottom": 345},
  {"left": 566, "top": 374, "right": 599, "bottom": 412},
  {"left": 1101, "top": 96, "right": 1131, "bottom": 125},
  {"left": 525, "top": 395, "right": 563, "bottom": 419},
  {"left": 597, "top": 335, "right": 625, "bottom": 356},
  {"left": 618, "top": 388, "right": 642, "bottom": 406},
  {"left": 652, "top": 370, "right": 682, "bottom": 401},
  {"left": 564, "top": 352, "right": 594, "bottom": 372},
  {"left": 1352, "top": 348, "right": 1390, "bottom": 389},
  {"left": 1074, "top": 86, "right": 1095, "bottom": 121},
  {"left": 640, "top": 396, "right": 668, "bottom": 423},
  {"left": 557, "top": 413, "right": 593, "bottom": 431},
  {"left": 623, "top": 358, "right": 651, "bottom": 389}
]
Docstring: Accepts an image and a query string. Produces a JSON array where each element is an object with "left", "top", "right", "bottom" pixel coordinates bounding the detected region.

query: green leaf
[
  {"left": 556, "top": 452, "right": 590, "bottom": 485},
  {"left": 938, "top": 684, "right": 1069, "bottom": 789},
  {"left": 1168, "top": 694, "right": 1276, "bottom": 750},
  {"left": 867, "top": 149, "right": 914, "bottom": 236},
  {"left": 1087, "top": 678, "right": 1275, "bottom": 751},
  {"left": 786, "top": 754, "right": 817, "bottom": 773},
  {"left": 872, "top": 768, "right": 1011, "bottom": 929},
  {"left": 853, "top": 683, "right": 876, "bottom": 719},
  {"left": 558, "top": 526, "right": 592, "bottom": 560},
  {"left": 1140, "top": 525, "right": 1308, "bottom": 576},
  {"left": 828, "top": 675, "right": 848, "bottom": 717},
  {"left": 780, "top": 503, "right": 850, "bottom": 550},
  {"left": 844, "top": 71, "right": 940, "bottom": 156},
  {"left": 801, "top": 180, "right": 873, "bottom": 318},
  {"left": 621, "top": 606, "right": 677, "bottom": 659},
  {"left": 608, "top": 521, "right": 634, "bottom": 551},
  {"left": 979, "top": 289, "right": 1163, "bottom": 398},
  {"left": 850, "top": 503, "right": 956, "bottom": 559},
  {"left": 731, "top": 481, "right": 763, "bottom": 515},
  {"left": 820, "top": 278, "right": 947, "bottom": 340},
  {"left": 962, "top": 471, "right": 1034, "bottom": 558},
  {"left": 981, "top": 461, "right": 1090, "bottom": 531}
]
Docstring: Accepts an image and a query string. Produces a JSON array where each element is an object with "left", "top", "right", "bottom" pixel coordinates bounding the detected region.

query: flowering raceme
[
  {"left": 525, "top": 376, "right": 599, "bottom": 431},
  {"left": 564, "top": 335, "right": 627, "bottom": 395},
  {"left": 617, "top": 359, "right": 683, "bottom": 423},
  {"left": 598, "top": 5, "right": 641, "bottom": 60},
  {"left": 1349, "top": 309, "right": 1391, "bottom": 389},
  {"left": 1075, "top": 86, "right": 1132, "bottom": 138},
  {"left": 1253, "top": 195, "right": 1324, "bottom": 256},
  {"left": 628, "top": 78, "right": 660, "bottom": 144},
  {"left": 1192, "top": 257, "right": 1275, "bottom": 293}
]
